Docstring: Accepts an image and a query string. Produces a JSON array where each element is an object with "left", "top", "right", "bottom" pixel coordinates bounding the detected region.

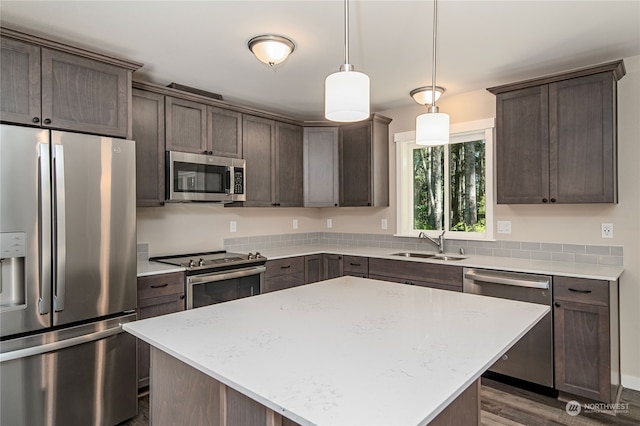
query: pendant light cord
[
  {"left": 431, "top": 0, "right": 438, "bottom": 110},
  {"left": 344, "top": 0, "right": 350, "bottom": 66}
]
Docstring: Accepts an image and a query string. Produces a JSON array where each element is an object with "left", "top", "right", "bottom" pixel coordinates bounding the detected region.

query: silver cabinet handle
[
  {"left": 187, "top": 266, "right": 266, "bottom": 285},
  {"left": 38, "top": 144, "right": 52, "bottom": 315},
  {"left": 464, "top": 270, "right": 550, "bottom": 290},
  {"left": 53, "top": 145, "right": 66, "bottom": 312},
  {"left": 0, "top": 324, "right": 123, "bottom": 363}
]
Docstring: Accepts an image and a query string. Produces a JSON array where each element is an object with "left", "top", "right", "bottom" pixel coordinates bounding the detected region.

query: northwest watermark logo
[
  {"left": 565, "top": 400, "right": 581, "bottom": 416},
  {"left": 565, "top": 399, "right": 630, "bottom": 416}
]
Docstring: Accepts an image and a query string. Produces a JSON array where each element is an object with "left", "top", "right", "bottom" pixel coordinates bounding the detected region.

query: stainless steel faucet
[{"left": 418, "top": 230, "right": 446, "bottom": 253}]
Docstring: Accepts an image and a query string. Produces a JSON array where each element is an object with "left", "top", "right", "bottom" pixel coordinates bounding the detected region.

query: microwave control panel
[{"left": 234, "top": 169, "right": 244, "bottom": 194}]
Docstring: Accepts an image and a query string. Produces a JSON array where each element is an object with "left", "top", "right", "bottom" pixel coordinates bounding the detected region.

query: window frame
[{"left": 395, "top": 118, "right": 495, "bottom": 241}]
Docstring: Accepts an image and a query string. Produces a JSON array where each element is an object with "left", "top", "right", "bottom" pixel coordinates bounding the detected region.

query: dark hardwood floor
[{"left": 122, "top": 379, "right": 640, "bottom": 426}]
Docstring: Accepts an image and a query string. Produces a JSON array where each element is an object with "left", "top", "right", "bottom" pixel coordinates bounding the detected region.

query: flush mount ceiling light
[
  {"left": 415, "top": 0, "right": 449, "bottom": 146},
  {"left": 410, "top": 85, "right": 446, "bottom": 106},
  {"left": 248, "top": 34, "right": 295, "bottom": 67},
  {"left": 324, "top": 0, "right": 370, "bottom": 122}
]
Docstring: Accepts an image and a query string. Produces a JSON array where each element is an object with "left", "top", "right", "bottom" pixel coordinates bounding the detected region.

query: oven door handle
[{"left": 187, "top": 266, "right": 266, "bottom": 285}]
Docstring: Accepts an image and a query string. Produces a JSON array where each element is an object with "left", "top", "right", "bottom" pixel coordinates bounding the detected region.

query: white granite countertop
[
  {"left": 124, "top": 276, "right": 549, "bottom": 426},
  {"left": 256, "top": 244, "right": 624, "bottom": 281},
  {"left": 136, "top": 260, "right": 185, "bottom": 277}
]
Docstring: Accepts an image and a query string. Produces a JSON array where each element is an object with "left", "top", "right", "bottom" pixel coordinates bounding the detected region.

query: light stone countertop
[
  {"left": 136, "top": 260, "right": 185, "bottom": 277},
  {"left": 124, "top": 276, "right": 549, "bottom": 426},
  {"left": 256, "top": 244, "right": 624, "bottom": 281}
]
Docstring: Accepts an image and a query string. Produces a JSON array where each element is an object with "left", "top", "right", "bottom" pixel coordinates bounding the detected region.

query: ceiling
[{"left": 1, "top": 1, "right": 639, "bottom": 121}]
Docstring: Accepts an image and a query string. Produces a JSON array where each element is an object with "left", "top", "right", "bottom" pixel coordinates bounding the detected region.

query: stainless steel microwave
[{"left": 167, "top": 151, "right": 246, "bottom": 202}]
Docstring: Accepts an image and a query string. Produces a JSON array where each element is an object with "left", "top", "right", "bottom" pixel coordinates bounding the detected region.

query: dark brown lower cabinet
[
  {"left": 343, "top": 255, "right": 368, "bottom": 278},
  {"left": 136, "top": 272, "right": 185, "bottom": 389},
  {"left": 323, "top": 254, "right": 344, "bottom": 280},
  {"left": 553, "top": 276, "right": 612, "bottom": 402},
  {"left": 368, "top": 258, "right": 462, "bottom": 291},
  {"left": 304, "top": 254, "right": 322, "bottom": 284},
  {"left": 263, "top": 256, "right": 305, "bottom": 293}
]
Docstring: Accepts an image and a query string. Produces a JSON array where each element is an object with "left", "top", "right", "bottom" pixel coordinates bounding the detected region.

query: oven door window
[
  {"left": 174, "top": 162, "right": 228, "bottom": 194},
  {"left": 191, "top": 275, "right": 260, "bottom": 309}
]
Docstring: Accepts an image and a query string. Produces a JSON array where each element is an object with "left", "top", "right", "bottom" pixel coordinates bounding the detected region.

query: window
[{"left": 395, "top": 118, "right": 494, "bottom": 240}]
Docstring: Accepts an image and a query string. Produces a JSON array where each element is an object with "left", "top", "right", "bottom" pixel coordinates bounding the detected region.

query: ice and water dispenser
[{"left": 0, "top": 232, "right": 26, "bottom": 310}]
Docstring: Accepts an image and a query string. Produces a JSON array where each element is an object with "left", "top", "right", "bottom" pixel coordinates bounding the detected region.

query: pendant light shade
[
  {"left": 416, "top": 111, "right": 450, "bottom": 146},
  {"left": 325, "top": 66, "right": 370, "bottom": 122},
  {"left": 324, "top": 0, "right": 370, "bottom": 122},
  {"left": 415, "top": 0, "right": 449, "bottom": 145}
]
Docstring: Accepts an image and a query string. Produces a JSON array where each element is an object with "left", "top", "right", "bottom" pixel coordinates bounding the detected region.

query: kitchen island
[{"left": 124, "top": 276, "right": 549, "bottom": 426}]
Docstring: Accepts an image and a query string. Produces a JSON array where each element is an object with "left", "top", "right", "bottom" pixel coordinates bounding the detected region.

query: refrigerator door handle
[
  {"left": 53, "top": 145, "right": 66, "bottom": 312},
  {"left": 38, "top": 144, "right": 52, "bottom": 315},
  {"left": 0, "top": 324, "right": 124, "bottom": 363}
]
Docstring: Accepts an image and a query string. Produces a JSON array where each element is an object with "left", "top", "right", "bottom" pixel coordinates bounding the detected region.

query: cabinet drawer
[
  {"left": 554, "top": 276, "right": 609, "bottom": 306},
  {"left": 343, "top": 256, "right": 368, "bottom": 275},
  {"left": 137, "top": 272, "right": 185, "bottom": 301},
  {"left": 265, "top": 256, "right": 305, "bottom": 279}
]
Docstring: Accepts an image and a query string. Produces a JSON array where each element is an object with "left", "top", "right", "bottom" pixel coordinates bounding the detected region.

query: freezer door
[
  {"left": 0, "top": 124, "right": 52, "bottom": 337},
  {"left": 0, "top": 313, "right": 138, "bottom": 425},
  {"left": 50, "top": 131, "right": 136, "bottom": 326}
]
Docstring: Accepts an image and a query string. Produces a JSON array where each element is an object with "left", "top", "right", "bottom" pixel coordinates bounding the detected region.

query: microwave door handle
[
  {"left": 226, "top": 166, "right": 233, "bottom": 194},
  {"left": 38, "top": 144, "right": 52, "bottom": 315},
  {"left": 53, "top": 145, "right": 66, "bottom": 312}
]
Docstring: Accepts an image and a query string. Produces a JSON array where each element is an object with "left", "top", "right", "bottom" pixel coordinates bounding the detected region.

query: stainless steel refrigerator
[{"left": 0, "top": 124, "right": 138, "bottom": 425}]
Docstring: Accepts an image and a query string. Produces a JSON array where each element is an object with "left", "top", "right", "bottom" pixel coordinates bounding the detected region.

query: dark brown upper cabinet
[
  {"left": 488, "top": 60, "right": 625, "bottom": 204},
  {"left": 165, "top": 96, "right": 207, "bottom": 153},
  {"left": 338, "top": 114, "right": 392, "bottom": 207},
  {"left": 241, "top": 115, "right": 303, "bottom": 207},
  {"left": 132, "top": 89, "right": 165, "bottom": 206},
  {"left": 1, "top": 28, "right": 140, "bottom": 138},
  {"left": 207, "top": 106, "right": 242, "bottom": 158}
]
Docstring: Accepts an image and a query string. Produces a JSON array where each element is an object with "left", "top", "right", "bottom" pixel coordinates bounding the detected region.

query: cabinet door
[
  {"left": 207, "top": 106, "right": 242, "bottom": 158},
  {"left": 41, "top": 48, "right": 129, "bottom": 137},
  {"left": 242, "top": 115, "right": 276, "bottom": 206},
  {"left": 275, "top": 122, "right": 303, "bottom": 207},
  {"left": 343, "top": 255, "right": 368, "bottom": 278},
  {"left": 339, "top": 121, "right": 372, "bottom": 206},
  {"left": 323, "top": 254, "right": 343, "bottom": 280},
  {"left": 554, "top": 300, "right": 610, "bottom": 402},
  {"left": 304, "top": 254, "right": 322, "bottom": 284},
  {"left": 165, "top": 96, "right": 207, "bottom": 153},
  {"left": 132, "top": 89, "right": 165, "bottom": 206},
  {"left": 0, "top": 38, "right": 41, "bottom": 125},
  {"left": 549, "top": 73, "right": 616, "bottom": 203},
  {"left": 304, "top": 127, "right": 339, "bottom": 207},
  {"left": 495, "top": 85, "right": 550, "bottom": 204}
]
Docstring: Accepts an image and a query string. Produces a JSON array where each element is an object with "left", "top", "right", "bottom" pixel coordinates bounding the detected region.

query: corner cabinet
[
  {"left": 1, "top": 28, "right": 141, "bottom": 138},
  {"left": 553, "top": 276, "right": 619, "bottom": 403},
  {"left": 339, "top": 114, "right": 392, "bottom": 207},
  {"left": 488, "top": 60, "right": 625, "bottom": 204}
]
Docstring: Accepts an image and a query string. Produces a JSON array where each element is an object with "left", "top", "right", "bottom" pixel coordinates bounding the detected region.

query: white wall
[{"left": 137, "top": 55, "right": 640, "bottom": 390}]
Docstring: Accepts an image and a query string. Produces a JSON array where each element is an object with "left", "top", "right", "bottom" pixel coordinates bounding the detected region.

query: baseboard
[{"left": 621, "top": 374, "right": 640, "bottom": 392}]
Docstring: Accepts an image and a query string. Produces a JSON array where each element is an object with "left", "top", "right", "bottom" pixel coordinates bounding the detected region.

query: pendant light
[
  {"left": 325, "top": 0, "right": 370, "bottom": 122},
  {"left": 415, "top": 0, "right": 449, "bottom": 146}
]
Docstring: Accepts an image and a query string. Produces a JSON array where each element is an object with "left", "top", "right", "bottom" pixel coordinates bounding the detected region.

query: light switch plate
[
  {"left": 497, "top": 221, "right": 511, "bottom": 234},
  {"left": 381, "top": 219, "right": 388, "bottom": 230},
  {"left": 293, "top": 219, "right": 298, "bottom": 230},
  {"left": 230, "top": 221, "right": 237, "bottom": 233},
  {"left": 326, "top": 219, "right": 333, "bottom": 229}
]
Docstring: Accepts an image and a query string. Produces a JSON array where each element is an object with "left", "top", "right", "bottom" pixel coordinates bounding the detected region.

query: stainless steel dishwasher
[{"left": 463, "top": 268, "right": 553, "bottom": 388}]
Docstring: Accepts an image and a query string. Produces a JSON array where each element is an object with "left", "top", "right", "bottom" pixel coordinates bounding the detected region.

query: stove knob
[
  {"left": 198, "top": 258, "right": 205, "bottom": 266},
  {"left": 248, "top": 253, "right": 255, "bottom": 260},
  {"left": 255, "top": 252, "right": 262, "bottom": 258},
  {"left": 188, "top": 259, "right": 195, "bottom": 268}
]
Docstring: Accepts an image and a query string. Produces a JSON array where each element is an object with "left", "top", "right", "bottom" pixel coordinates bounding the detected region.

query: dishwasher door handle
[{"left": 464, "top": 270, "right": 550, "bottom": 290}]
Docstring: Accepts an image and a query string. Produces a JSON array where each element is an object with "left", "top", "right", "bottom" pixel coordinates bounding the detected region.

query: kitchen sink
[
  {"left": 390, "top": 252, "right": 467, "bottom": 261},
  {"left": 391, "top": 252, "right": 436, "bottom": 259}
]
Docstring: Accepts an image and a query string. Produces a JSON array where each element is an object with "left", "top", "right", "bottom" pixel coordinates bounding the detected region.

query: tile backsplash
[{"left": 224, "top": 232, "right": 623, "bottom": 266}]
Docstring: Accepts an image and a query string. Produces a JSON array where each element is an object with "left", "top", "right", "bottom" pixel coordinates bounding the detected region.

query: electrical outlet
[
  {"left": 230, "top": 221, "right": 237, "bottom": 233},
  {"left": 293, "top": 219, "right": 298, "bottom": 230},
  {"left": 326, "top": 218, "right": 333, "bottom": 229},
  {"left": 497, "top": 221, "right": 512, "bottom": 234},
  {"left": 601, "top": 223, "right": 613, "bottom": 238},
  {"left": 381, "top": 219, "right": 388, "bottom": 230}
]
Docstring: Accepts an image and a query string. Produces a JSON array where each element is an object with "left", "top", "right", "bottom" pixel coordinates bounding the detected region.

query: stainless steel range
[{"left": 151, "top": 251, "right": 267, "bottom": 309}]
